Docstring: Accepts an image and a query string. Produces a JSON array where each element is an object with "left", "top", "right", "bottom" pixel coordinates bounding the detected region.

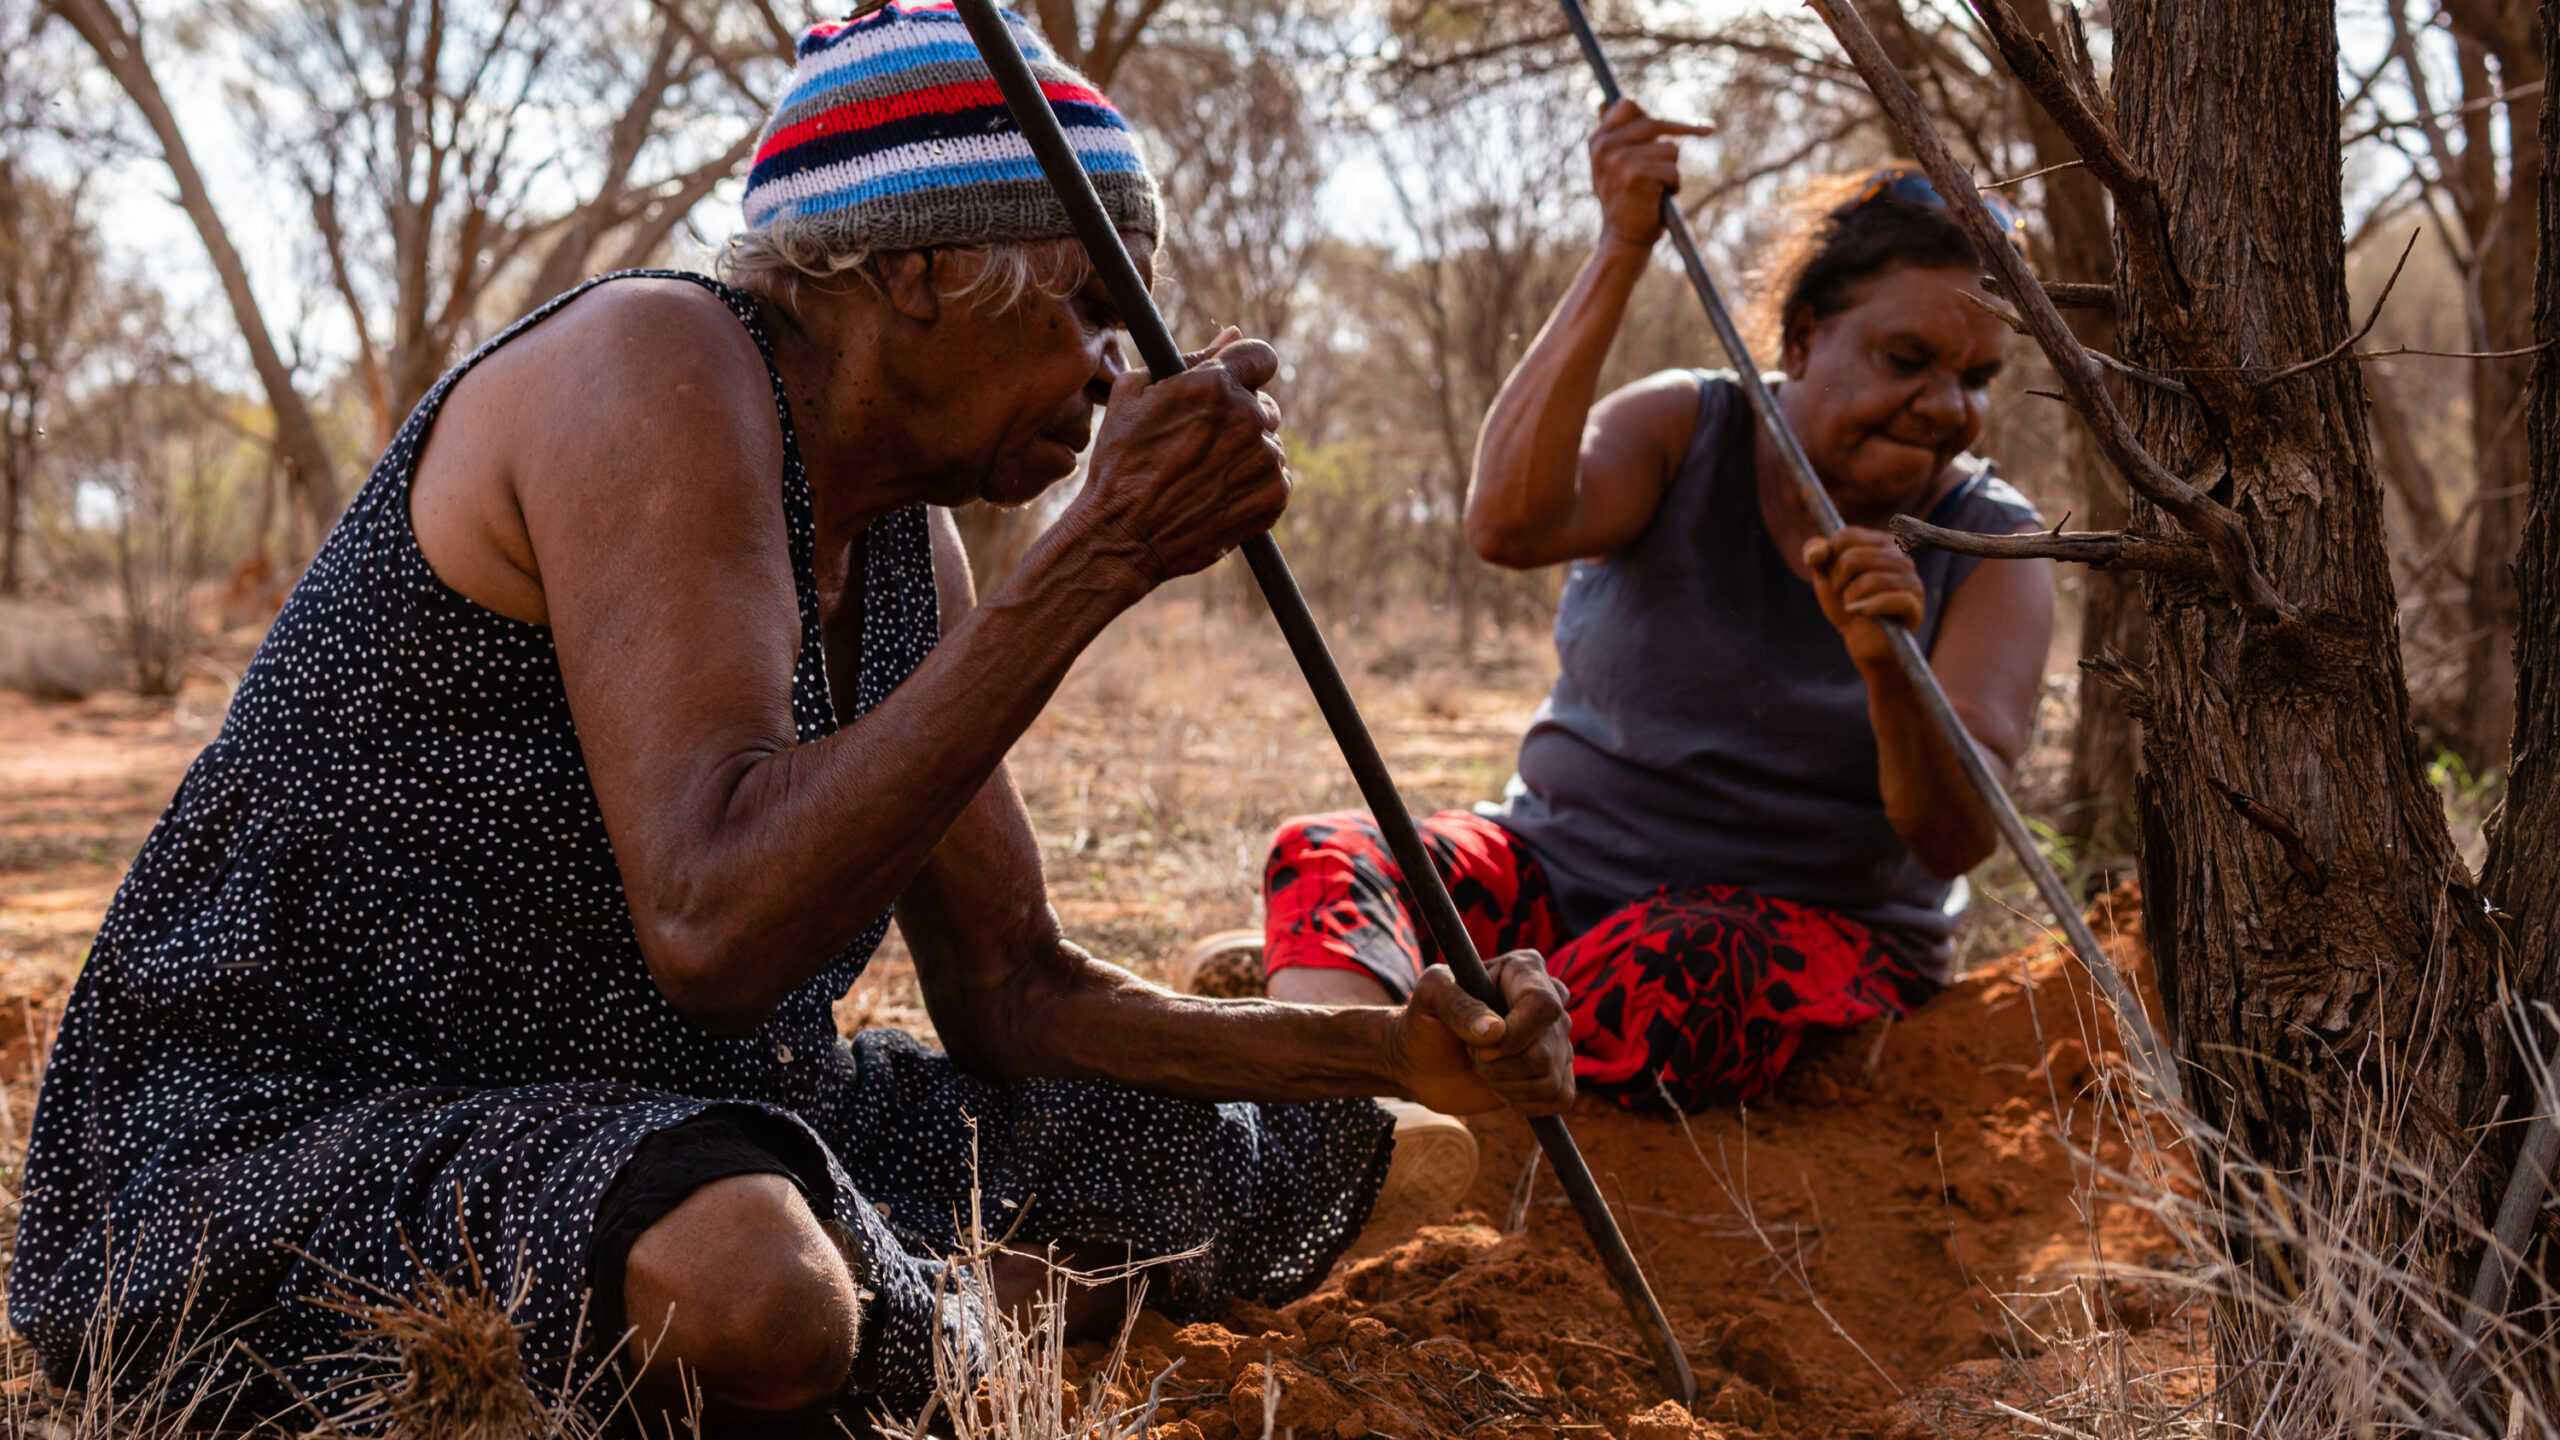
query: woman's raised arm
[{"left": 1466, "top": 99, "right": 1711, "bottom": 569}]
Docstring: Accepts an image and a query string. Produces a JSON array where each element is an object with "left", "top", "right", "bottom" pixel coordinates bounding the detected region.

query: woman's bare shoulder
[
  {"left": 1585, "top": 367, "right": 1708, "bottom": 476},
  {"left": 414, "top": 277, "right": 789, "bottom": 624},
  {"left": 1595, "top": 367, "right": 1706, "bottom": 421},
  {"left": 510, "top": 279, "right": 773, "bottom": 419}
]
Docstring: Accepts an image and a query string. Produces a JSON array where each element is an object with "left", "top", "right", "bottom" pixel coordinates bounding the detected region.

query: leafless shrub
[{"left": 0, "top": 598, "right": 116, "bottom": 699}]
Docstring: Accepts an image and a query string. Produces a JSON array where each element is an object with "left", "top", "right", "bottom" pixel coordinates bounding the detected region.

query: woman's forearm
[
  {"left": 1466, "top": 238, "right": 1654, "bottom": 567},
  {"left": 1860, "top": 654, "right": 2004, "bottom": 879},
  {"left": 979, "top": 955, "right": 1408, "bottom": 1102},
  {"left": 637, "top": 516, "right": 1148, "bottom": 1030}
]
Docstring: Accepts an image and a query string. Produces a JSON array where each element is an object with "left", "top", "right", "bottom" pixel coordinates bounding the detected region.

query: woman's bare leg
[{"left": 1267, "top": 967, "right": 1395, "bottom": 1007}]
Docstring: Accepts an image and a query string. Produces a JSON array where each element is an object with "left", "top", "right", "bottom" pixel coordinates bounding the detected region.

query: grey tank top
[{"left": 1485, "top": 372, "right": 2040, "bottom": 975}]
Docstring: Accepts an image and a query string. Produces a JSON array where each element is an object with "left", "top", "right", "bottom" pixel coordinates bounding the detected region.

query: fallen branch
[
  {"left": 1803, "top": 0, "right": 2300, "bottom": 632},
  {"left": 1890, "top": 515, "right": 2214, "bottom": 581}
]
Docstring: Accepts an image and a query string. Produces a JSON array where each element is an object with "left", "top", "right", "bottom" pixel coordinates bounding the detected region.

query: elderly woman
[
  {"left": 1215, "top": 102, "right": 2052, "bottom": 1112},
  {"left": 8, "top": 7, "right": 1571, "bottom": 1428}
]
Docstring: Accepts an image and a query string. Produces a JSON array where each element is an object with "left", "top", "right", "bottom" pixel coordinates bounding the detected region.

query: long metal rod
[
  {"left": 1552, "top": 0, "right": 2181, "bottom": 1111},
  {"left": 948, "top": 0, "right": 1696, "bottom": 1408}
]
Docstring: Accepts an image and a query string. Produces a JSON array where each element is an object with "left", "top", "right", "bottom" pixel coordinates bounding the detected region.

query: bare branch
[
  {"left": 1979, "top": 156, "right": 2081, "bottom": 190},
  {"left": 2357, "top": 341, "right": 2556, "bottom": 362},
  {"left": 1961, "top": 288, "right": 2176, "bottom": 394},
  {"left": 2240, "top": 227, "right": 2422, "bottom": 388},
  {"left": 1890, "top": 514, "right": 2215, "bottom": 581},
  {"left": 2091, "top": 347, "right": 2193, "bottom": 397},
  {"left": 1805, "top": 0, "right": 2299, "bottom": 630},
  {"left": 1381, "top": 26, "right": 1855, "bottom": 87},
  {"left": 1984, "top": 275, "right": 2113, "bottom": 313}
]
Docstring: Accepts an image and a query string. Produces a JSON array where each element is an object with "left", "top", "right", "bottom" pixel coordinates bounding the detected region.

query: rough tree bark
[
  {"left": 2109, "top": 0, "right": 2523, "bottom": 1398},
  {"left": 48, "top": 0, "right": 341, "bottom": 535},
  {"left": 2478, "top": 0, "right": 2560, "bottom": 1281}
]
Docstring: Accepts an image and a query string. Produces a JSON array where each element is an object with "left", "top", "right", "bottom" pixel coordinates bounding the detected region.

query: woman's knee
[{"left": 623, "top": 1172, "right": 861, "bottom": 1414}]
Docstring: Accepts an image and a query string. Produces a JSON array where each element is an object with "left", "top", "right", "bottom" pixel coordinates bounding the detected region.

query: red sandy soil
[
  {"left": 1075, "top": 889, "right": 2197, "bottom": 1440},
  {"left": 0, "top": 687, "right": 225, "bottom": 1083}
]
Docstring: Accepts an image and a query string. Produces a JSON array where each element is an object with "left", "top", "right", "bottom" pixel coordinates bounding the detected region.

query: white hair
[{"left": 717, "top": 223, "right": 1099, "bottom": 316}]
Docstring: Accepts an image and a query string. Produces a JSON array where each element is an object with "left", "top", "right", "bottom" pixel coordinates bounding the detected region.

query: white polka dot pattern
[{"left": 6, "top": 270, "right": 1395, "bottom": 1424}]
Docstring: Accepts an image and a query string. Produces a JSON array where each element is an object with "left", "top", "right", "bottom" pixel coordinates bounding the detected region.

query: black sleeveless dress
[{"left": 9, "top": 271, "right": 1393, "bottom": 1421}]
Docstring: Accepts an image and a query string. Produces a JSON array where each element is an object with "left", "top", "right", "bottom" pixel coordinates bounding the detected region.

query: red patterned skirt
[{"left": 1262, "top": 810, "right": 1941, "bottom": 1110}]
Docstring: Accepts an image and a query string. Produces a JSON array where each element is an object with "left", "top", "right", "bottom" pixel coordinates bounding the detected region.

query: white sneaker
[
  {"left": 1359, "top": 1098, "right": 1480, "bottom": 1244},
  {"left": 1172, "top": 929, "right": 1267, "bottom": 997}
]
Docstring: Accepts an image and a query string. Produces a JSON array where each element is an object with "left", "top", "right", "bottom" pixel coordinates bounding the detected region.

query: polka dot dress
[{"left": 9, "top": 271, "right": 1396, "bottom": 1423}]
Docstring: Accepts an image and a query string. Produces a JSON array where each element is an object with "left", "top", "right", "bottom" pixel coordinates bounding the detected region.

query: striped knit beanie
[{"left": 742, "top": 2, "right": 1162, "bottom": 255}]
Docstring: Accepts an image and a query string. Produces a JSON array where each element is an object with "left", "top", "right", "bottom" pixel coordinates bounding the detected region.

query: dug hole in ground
[{"left": 1067, "top": 888, "right": 2198, "bottom": 1440}]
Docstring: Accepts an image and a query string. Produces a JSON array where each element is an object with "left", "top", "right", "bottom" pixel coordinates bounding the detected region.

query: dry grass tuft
[
  {"left": 1893, "top": 1000, "right": 2560, "bottom": 1439},
  {"left": 907, "top": 1127, "right": 1184, "bottom": 1440},
  {"left": 305, "top": 1248, "right": 554, "bottom": 1440}
]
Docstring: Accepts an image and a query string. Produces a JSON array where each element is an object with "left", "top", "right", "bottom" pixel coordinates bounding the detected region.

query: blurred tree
[
  {"left": 49, "top": 0, "right": 344, "bottom": 537},
  {"left": 0, "top": 162, "right": 94, "bottom": 597},
  {"left": 223, "top": 0, "right": 777, "bottom": 448},
  {"left": 1376, "top": 79, "right": 1583, "bottom": 653},
  {"left": 1021, "top": 0, "right": 1172, "bottom": 87},
  {"left": 47, "top": 282, "right": 267, "bottom": 693},
  {"left": 2358, "top": 0, "right": 2544, "bottom": 769}
]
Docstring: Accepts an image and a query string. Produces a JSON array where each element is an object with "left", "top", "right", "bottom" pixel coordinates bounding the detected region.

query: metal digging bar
[
  {"left": 946, "top": 0, "right": 1697, "bottom": 1408},
  {"left": 1549, "top": 0, "right": 2182, "bottom": 1112}
]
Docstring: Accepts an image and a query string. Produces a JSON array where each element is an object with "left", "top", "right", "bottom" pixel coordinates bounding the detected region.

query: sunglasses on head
[{"left": 1849, "top": 167, "right": 2030, "bottom": 249}]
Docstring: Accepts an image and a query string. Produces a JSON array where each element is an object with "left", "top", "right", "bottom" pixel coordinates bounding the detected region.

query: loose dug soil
[{"left": 1072, "top": 888, "right": 2195, "bottom": 1440}]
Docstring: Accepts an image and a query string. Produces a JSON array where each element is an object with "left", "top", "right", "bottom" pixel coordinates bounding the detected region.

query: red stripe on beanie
[{"left": 754, "top": 78, "right": 1109, "bottom": 168}]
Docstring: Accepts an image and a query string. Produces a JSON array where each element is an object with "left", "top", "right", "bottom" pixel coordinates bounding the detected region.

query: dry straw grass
[
  {"left": 902, "top": 1121, "right": 1202, "bottom": 1440},
  {"left": 1881, "top": 940, "right": 2560, "bottom": 1439}
]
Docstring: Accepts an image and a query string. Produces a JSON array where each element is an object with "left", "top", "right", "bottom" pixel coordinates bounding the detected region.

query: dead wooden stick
[
  {"left": 1987, "top": 277, "right": 2115, "bottom": 313},
  {"left": 1889, "top": 514, "right": 2214, "bottom": 581}
]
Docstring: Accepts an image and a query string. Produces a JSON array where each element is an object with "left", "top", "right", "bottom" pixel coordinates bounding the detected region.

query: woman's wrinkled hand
[
  {"left": 1386, "top": 951, "right": 1576, "bottom": 1117},
  {"left": 1804, "top": 527, "right": 1926, "bottom": 669},
  {"left": 1590, "top": 98, "right": 1714, "bottom": 250},
  {"left": 1067, "top": 327, "right": 1289, "bottom": 590}
]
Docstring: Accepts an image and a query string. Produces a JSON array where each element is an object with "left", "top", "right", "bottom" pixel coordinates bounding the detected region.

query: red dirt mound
[{"left": 1074, "top": 888, "right": 2183, "bottom": 1439}]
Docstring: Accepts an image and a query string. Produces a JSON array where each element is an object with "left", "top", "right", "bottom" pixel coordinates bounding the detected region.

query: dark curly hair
[{"left": 1747, "top": 166, "right": 1990, "bottom": 358}]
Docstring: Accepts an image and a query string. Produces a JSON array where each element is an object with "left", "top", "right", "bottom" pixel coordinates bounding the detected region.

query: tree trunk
[
  {"left": 50, "top": 0, "right": 341, "bottom": 539},
  {"left": 1, "top": 442, "right": 24, "bottom": 597},
  {"left": 2476, "top": 1, "right": 2560, "bottom": 1359},
  {"left": 2112, "top": 0, "right": 2518, "bottom": 1416},
  {"left": 2454, "top": 25, "right": 2546, "bottom": 773},
  {"left": 2018, "top": 0, "right": 2140, "bottom": 858},
  {"left": 2367, "top": 363, "right": 2452, "bottom": 560}
]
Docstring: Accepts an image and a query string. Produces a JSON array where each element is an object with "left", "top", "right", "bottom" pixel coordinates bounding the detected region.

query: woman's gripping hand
[
  {"left": 1063, "top": 328, "right": 1290, "bottom": 588},
  {"left": 1386, "top": 952, "right": 1576, "bottom": 1116},
  {"left": 1803, "top": 527, "right": 1927, "bottom": 670},
  {"left": 1590, "top": 99, "right": 1714, "bottom": 250}
]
